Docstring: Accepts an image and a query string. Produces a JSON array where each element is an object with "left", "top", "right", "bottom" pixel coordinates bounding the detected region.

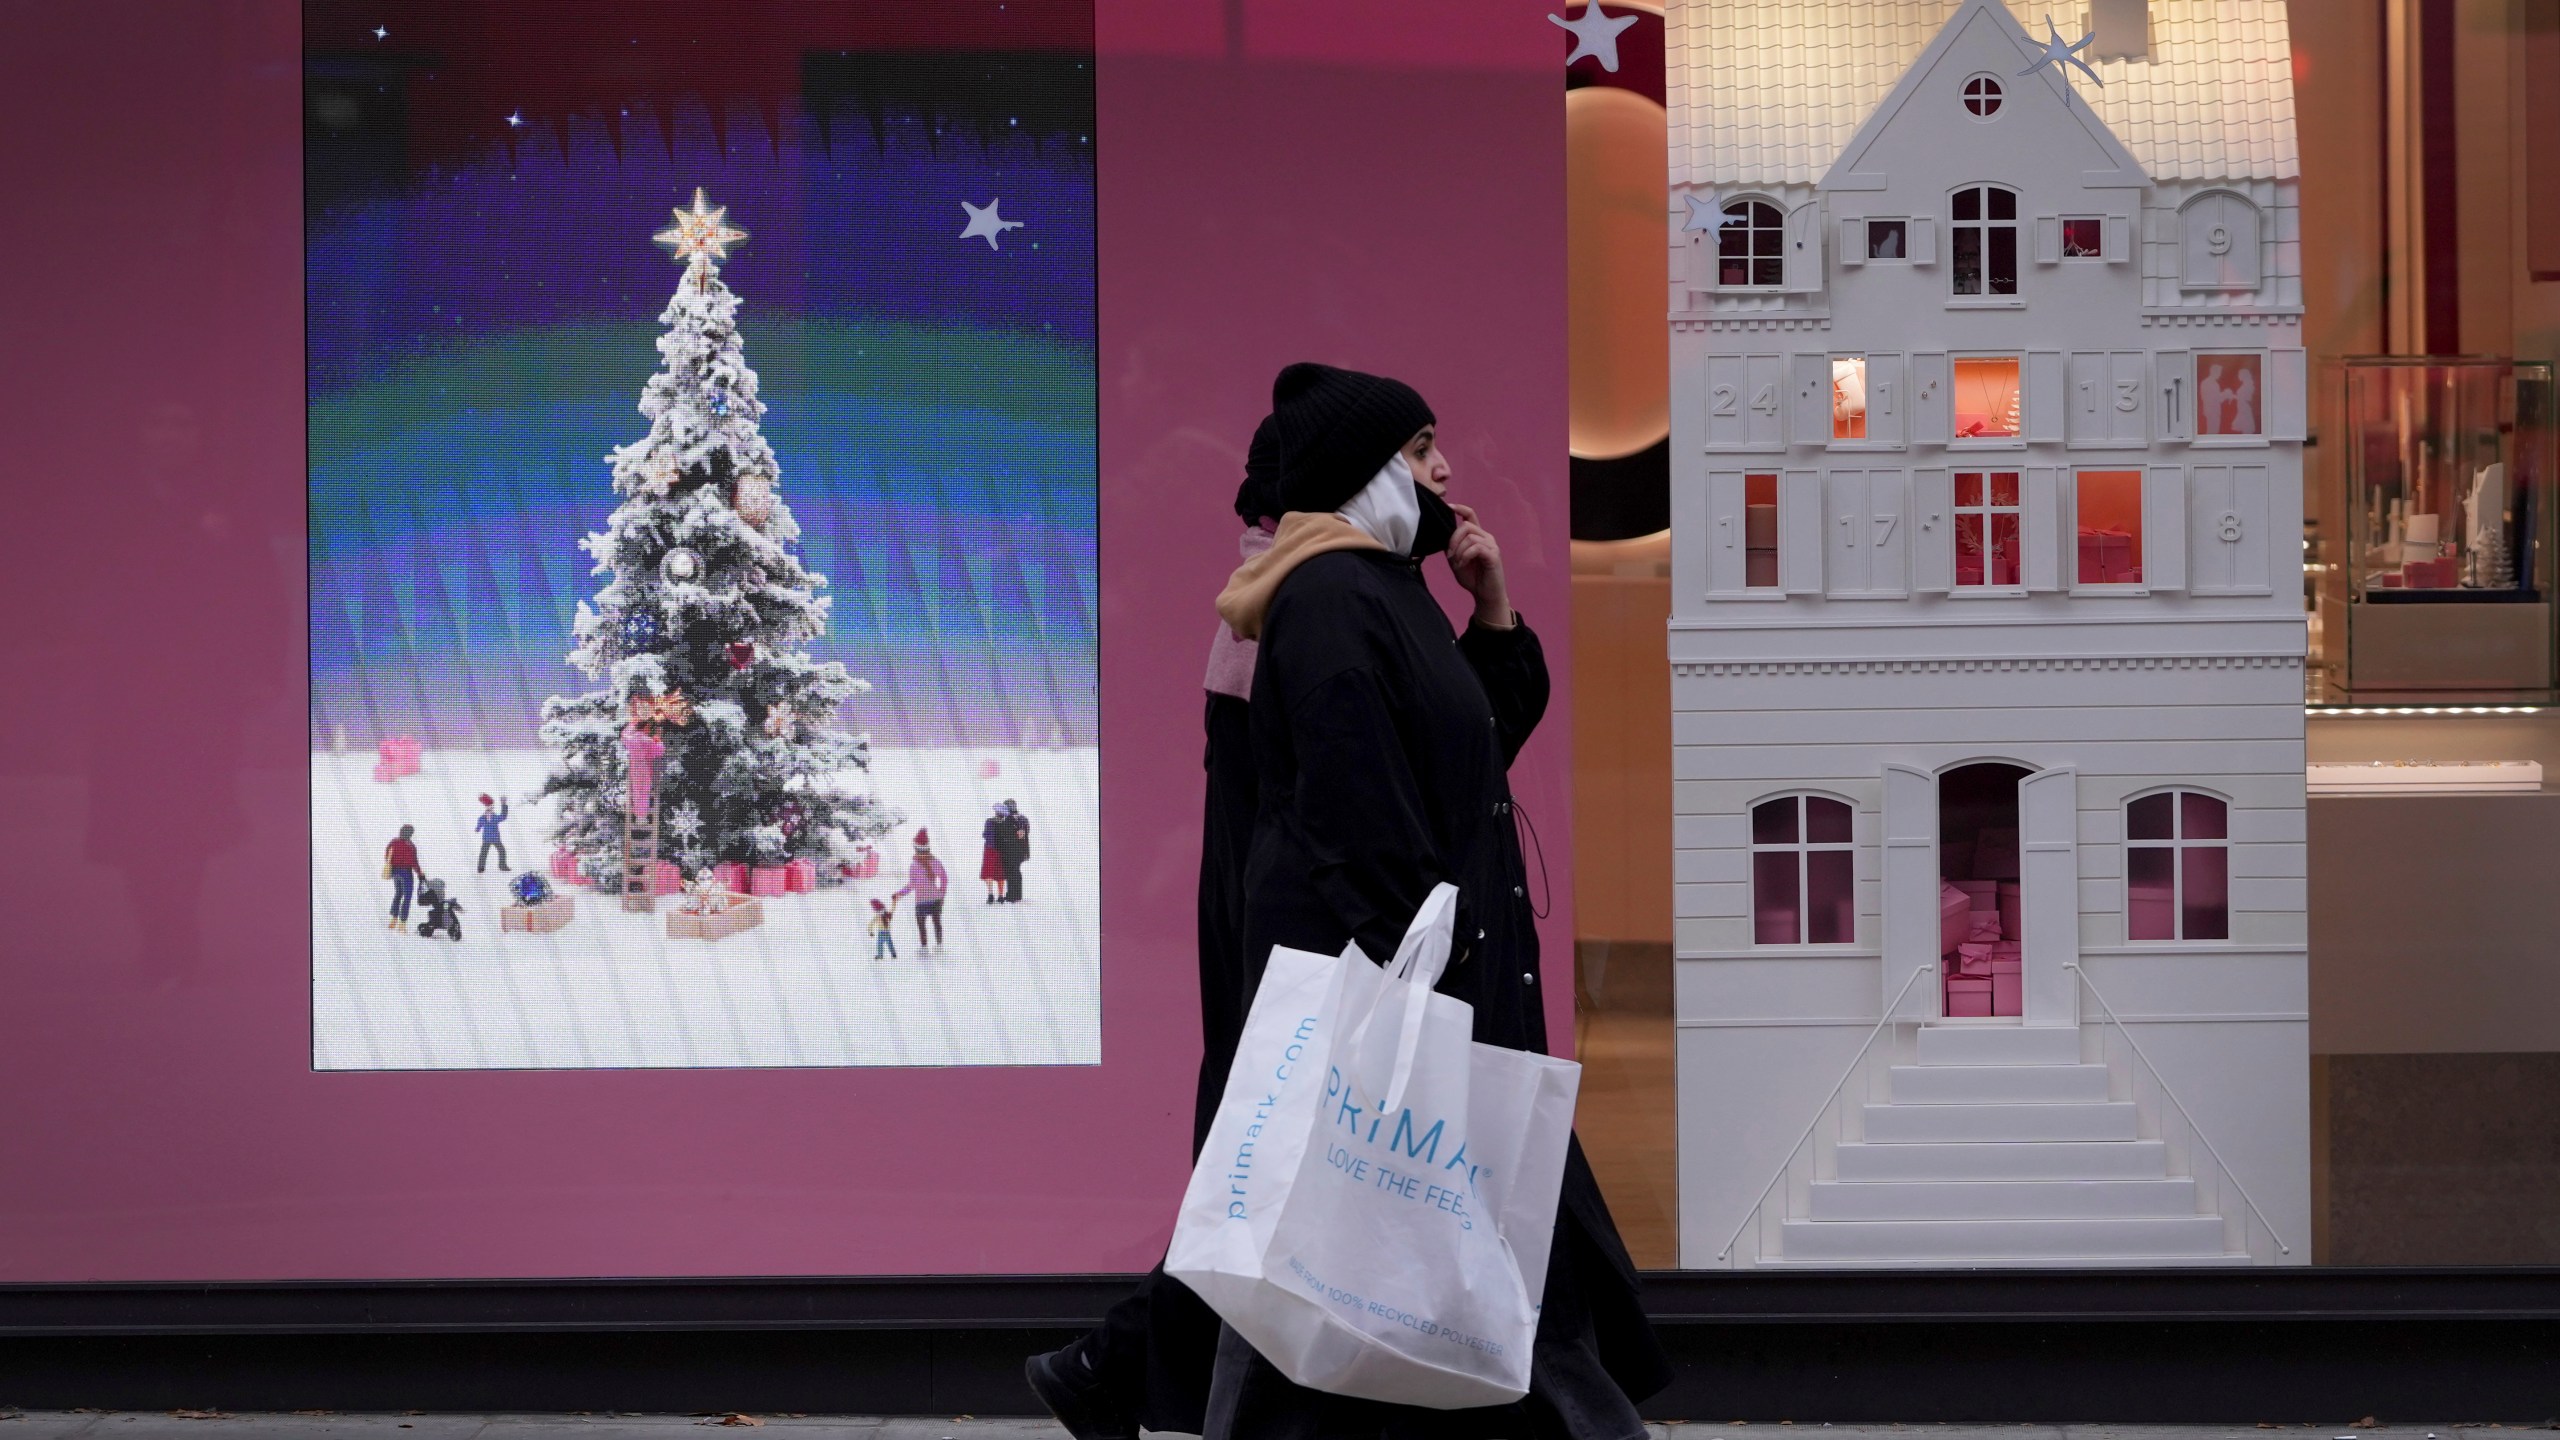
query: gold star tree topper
[{"left": 653, "top": 187, "right": 748, "bottom": 271}]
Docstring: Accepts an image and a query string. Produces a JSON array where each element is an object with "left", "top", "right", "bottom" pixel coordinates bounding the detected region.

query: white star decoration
[
  {"left": 1550, "top": 1, "right": 1638, "bottom": 74},
  {"left": 653, "top": 186, "right": 750, "bottom": 269},
  {"left": 506, "top": 110, "right": 523, "bottom": 127},
  {"left": 959, "top": 197, "right": 1024, "bottom": 251},
  {"left": 1682, "top": 192, "right": 1745, "bottom": 233},
  {"left": 2017, "top": 14, "right": 2103, "bottom": 87},
  {"left": 372, "top": 25, "right": 387, "bottom": 40}
]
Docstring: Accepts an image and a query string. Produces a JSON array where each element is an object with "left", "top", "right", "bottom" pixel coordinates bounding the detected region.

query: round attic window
[{"left": 1962, "top": 74, "right": 2003, "bottom": 117}]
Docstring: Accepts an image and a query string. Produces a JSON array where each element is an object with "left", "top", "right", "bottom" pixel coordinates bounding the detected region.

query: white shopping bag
[{"left": 1166, "top": 884, "right": 1581, "bottom": 1409}]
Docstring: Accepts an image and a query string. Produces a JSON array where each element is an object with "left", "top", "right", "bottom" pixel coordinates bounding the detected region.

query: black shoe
[{"left": 1024, "top": 1346, "right": 1135, "bottom": 1440}]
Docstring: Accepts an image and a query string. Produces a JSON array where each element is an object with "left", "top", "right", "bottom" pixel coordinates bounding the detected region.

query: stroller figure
[{"left": 414, "top": 878, "right": 465, "bottom": 941}]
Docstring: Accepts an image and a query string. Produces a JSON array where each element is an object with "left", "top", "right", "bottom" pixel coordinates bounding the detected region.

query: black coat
[{"left": 1237, "top": 548, "right": 1669, "bottom": 1426}]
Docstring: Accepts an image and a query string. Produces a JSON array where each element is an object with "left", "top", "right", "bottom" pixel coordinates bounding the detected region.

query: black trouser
[
  {"left": 478, "top": 838, "right": 507, "bottom": 871},
  {"left": 1002, "top": 858, "right": 1024, "bottom": 901}
]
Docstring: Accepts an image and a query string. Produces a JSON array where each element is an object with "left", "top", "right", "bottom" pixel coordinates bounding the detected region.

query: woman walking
[
  {"left": 980, "top": 806, "right": 1007, "bottom": 903},
  {"left": 1204, "top": 363, "right": 1668, "bottom": 1440}
]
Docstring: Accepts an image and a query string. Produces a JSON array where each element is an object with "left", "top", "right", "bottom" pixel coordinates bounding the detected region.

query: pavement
[{"left": 0, "top": 1419, "right": 2540, "bottom": 1440}]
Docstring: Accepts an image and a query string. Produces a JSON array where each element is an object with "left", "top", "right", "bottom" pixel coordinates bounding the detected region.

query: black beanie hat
[
  {"left": 1233, "top": 414, "right": 1284, "bottom": 522},
  {"left": 1270, "top": 362, "right": 1436, "bottom": 516}
]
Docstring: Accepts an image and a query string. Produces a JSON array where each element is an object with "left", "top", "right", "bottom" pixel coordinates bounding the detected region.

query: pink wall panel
[{"left": 0, "top": 1, "right": 1567, "bottom": 1280}]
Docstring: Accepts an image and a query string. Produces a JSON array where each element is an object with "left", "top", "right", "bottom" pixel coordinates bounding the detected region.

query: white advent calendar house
[{"left": 1666, "top": 0, "right": 2309, "bottom": 1267}]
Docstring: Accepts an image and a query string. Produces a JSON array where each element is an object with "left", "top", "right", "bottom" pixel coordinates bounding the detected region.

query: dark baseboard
[{"left": 0, "top": 1271, "right": 2554, "bottom": 1420}]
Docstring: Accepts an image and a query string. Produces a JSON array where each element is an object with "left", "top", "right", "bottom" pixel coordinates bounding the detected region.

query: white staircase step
[
  {"left": 1890, "top": 1063, "right": 2111, "bottom": 1105},
  {"left": 1809, "top": 1177, "right": 2200, "bottom": 1221},
  {"left": 1862, "top": 1100, "right": 2138, "bottom": 1143},
  {"left": 1916, "top": 1025, "right": 2082, "bottom": 1066},
  {"left": 1836, "top": 1139, "right": 2170, "bottom": 1181},
  {"left": 1778, "top": 1214, "right": 2231, "bottom": 1261}
]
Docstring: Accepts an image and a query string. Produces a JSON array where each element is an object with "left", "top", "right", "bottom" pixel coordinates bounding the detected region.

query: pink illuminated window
[
  {"left": 1953, "top": 471, "right": 2022, "bottom": 589},
  {"left": 1744, "top": 472, "right": 1779, "bottom": 589},
  {"left": 2126, "top": 790, "right": 2230, "bottom": 941},
  {"left": 1954, "top": 356, "right": 2022, "bottom": 437},
  {"left": 2075, "top": 469, "right": 2145, "bottom": 585},
  {"left": 1751, "top": 794, "right": 1855, "bottom": 946}
]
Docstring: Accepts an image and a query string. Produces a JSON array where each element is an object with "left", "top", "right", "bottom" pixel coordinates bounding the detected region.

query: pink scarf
[{"left": 1204, "top": 527, "right": 1275, "bottom": 699}]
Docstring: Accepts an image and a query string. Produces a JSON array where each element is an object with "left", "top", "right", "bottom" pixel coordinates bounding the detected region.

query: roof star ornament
[
  {"left": 2017, "top": 14, "right": 2104, "bottom": 87},
  {"left": 653, "top": 187, "right": 750, "bottom": 271},
  {"left": 1550, "top": 1, "right": 1639, "bottom": 73},
  {"left": 958, "top": 197, "right": 1025, "bottom": 251},
  {"left": 1682, "top": 192, "right": 1746, "bottom": 233}
]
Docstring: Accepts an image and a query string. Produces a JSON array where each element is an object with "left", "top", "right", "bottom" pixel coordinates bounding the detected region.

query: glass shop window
[
  {"left": 2075, "top": 469, "right": 2145, "bottom": 584},
  {"left": 1832, "top": 357, "right": 1868, "bottom": 440},
  {"left": 2196, "top": 352, "right": 2265, "bottom": 437},
  {"left": 2062, "top": 216, "right": 2104, "bottom": 258},
  {"left": 1954, "top": 356, "right": 2022, "bottom": 438},
  {"left": 2126, "top": 790, "right": 2230, "bottom": 941},
  {"left": 1719, "top": 199, "right": 1785, "bottom": 288},
  {"left": 1951, "top": 184, "right": 2019, "bottom": 296},
  {"left": 1867, "top": 219, "right": 1908, "bottom": 260},
  {"left": 1751, "top": 794, "right": 1855, "bottom": 946},
  {"left": 1744, "top": 472, "right": 1779, "bottom": 588},
  {"left": 1954, "top": 471, "right": 2022, "bottom": 589}
]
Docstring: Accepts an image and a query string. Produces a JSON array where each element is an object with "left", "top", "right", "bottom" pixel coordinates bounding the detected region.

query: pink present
[
  {"left": 1940, "top": 882, "right": 1973, "bottom": 954},
  {"left": 550, "top": 849, "right": 584, "bottom": 883},
  {"left": 1987, "top": 941, "right": 2022, "bottom": 971},
  {"left": 1991, "top": 970, "right": 2022, "bottom": 1015},
  {"left": 1973, "top": 828, "right": 2020, "bottom": 880},
  {"left": 848, "top": 845, "right": 881, "bottom": 880},
  {"left": 2402, "top": 555, "right": 2459, "bottom": 589},
  {"left": 1997, "top": 881, "right": 2023, "bottom": 941},
  {"left": 372, "top": 735, "right": 423, "bottom": 782},
  {"left": 1966, "top": 912, "right": 2002, "bottom": 943},
  {"left": 784, "top": 858, "right": 816, "bottom": 894},
  {"left": 648, "top": 860, "right": 684, "bottom": 896},
  {"left": 713, "top": 861, "right": 749, "bottom": 894},
  {"left": 1945, "top": 977, "right": 1994, "bottom": 1018},
  {"left": 1954, "top": 941, "right": 1996, "bottom": 977},
  {"left": 750, "top": 865, "right": 788, "bottom": 897},
  {"left": 1951, "top": 878, "right": 1998, "bottom": 912}
]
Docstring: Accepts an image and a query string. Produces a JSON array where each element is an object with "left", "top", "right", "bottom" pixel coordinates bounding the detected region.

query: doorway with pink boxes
[{"left": 1937, "top": 761, "right": 2028, "bottom": 1018}]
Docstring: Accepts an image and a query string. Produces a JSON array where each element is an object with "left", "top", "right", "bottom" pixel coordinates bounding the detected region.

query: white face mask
[{"left": 1334, "top": 452, "right": 1422, "bottom": 555}]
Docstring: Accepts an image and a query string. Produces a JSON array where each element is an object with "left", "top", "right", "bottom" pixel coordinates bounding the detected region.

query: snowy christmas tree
[{"left": 540, "top": 188, "right": 893, "bottom": 891}]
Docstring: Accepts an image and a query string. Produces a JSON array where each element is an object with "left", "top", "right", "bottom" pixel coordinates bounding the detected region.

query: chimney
[{"left": 2088, "top": 0, "right": 2150, "bottom": 61}]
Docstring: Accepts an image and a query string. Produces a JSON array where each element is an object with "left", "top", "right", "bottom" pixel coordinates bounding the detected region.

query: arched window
[
  {"left": 1950, "top": 184, "right": 2019, "bottom": 296},
  {"left": 1718, "top": 199, "right": 1785, "bottom": 289},
  {"left": 1751, "top": 794, "right": 1855, "bottom": 945},
  {"left": 2126, "top": 790, "right": 2230, "bottom": 941}
]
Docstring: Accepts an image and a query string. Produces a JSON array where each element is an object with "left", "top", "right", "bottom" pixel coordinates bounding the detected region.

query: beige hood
[{"left": 1213, "top": 511, "right": 1385, "bottom": 640}]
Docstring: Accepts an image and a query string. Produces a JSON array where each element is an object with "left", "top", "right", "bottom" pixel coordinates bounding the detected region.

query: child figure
[{"left": 868, "top": 896, "right": 899, "bottom": 959}]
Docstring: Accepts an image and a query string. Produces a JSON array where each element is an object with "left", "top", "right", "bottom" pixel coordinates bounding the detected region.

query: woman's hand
[{"left": 1447, "top": 503, "right": 1513, "bottom": 629}]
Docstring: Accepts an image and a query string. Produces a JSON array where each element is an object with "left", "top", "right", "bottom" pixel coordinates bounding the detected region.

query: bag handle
[{"left": 1375, "top": 883, "right": 1459, "bottom": 1116}]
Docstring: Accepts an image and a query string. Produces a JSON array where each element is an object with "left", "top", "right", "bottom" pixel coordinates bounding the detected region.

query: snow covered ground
[{"left": 310, "top": 746, "right": 1098, "bottom": 1069}]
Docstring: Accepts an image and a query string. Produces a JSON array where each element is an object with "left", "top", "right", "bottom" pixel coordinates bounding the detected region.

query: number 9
[{"left": 2207, "top": 225, "right": 2231, "bottom": 256}]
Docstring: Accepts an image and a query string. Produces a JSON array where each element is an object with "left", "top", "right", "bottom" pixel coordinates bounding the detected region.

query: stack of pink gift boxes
[
  {"left": 543, "top": 853, "right": 821, "bottom": 901},
  {"left": 371, "top": 735, "right": 423, "bottom": 783},
  {"left": 1939, "top": 825, "right": 2023, "bottom": 1017},
  {"left": 2075, "top": 526, "right": 2141, "bottom": 585}
]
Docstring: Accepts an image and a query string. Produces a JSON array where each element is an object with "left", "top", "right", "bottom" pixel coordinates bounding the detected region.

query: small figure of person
[
  {"left": 868, "top": 896, "right": 899, "bottom": 959},
  {"left": 893, "top": 828, "right": 950, "bottom": 951},
  {"left": 2229, "top": 364, "right": 2260, "bottom": 435},
  {"left": 621, "top": 720, "right": 665, "bottom": 817},
  {"left": 980, "top": 805, "right": 1007, "bottom": 903},
  {"left": 474, "top": 794, "right": 511, "bottom": 873},
  {"left": 2199, "top": 360, "right": 2230, "bottom": 436},
  {"left": 383, "top": 823, "right": 424, "bottom": 931},
  {"left": 1001, "top": 799, "right": 1032, "bottom": 903}
]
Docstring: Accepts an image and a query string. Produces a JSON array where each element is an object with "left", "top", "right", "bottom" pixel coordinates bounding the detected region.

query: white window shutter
[
  {"left": 2034, "top": 215, "right": 2062, "bottom": 265},
  {"left": 1908, "top": 351, "right": 1951, "bottom": 445},
  {"left": 1780, "top": 469, "right": 1825, "bottom": 594},
  {"left": 1911, "top": 467, "right": 1955, "bottom": 593},
  {"left": 1839, "top": 217, "right": 1866, "bottom": 268},
  {"left": 2103, "top": 213, "right": 2132, "bottom": 263},
  {"left": 2269, "top": 347, "right": 2309, "bottom": 441},
  {"left": 2144, "top": 465, "right": 2187, "bottom": 589},
  {"left": 1825, "top": 470, "right": 1868, "bottom": 595},
  {"left": 2017, "top": 766, "right": 2082, "bottom": 1026},
  {"left": 2025, "top": 351, "right": 2066, "bottom": 443},
  {"left": 1789, "top": 352, "right": 1832, "bottom": 447},
  {"left": 2024, "top": 466, "right": 2062, "bottom": 591},
  {"left": 2068, "top": 351, "right": 2110, "bottom": 446},
  {"left": 1867, "top": 468, "right": 1909, "bottom": 596},
  {"left": 1782, "top": 202, "right": 1825, "bottom": 292},
  {"left": 1882, "top": 763, "right": 1940, "bottom": 1017},
  {"left": 1706, "top": 469, "right": 1747, "bottom": 596},
  {"left": 1907, "top": 215, "right": 1937, "bottom": 266},
  {"left": 2111, "top": 350, "right": 2150, "bottom": 444},
  {"left": 2154, "top": 348, "right": 2191, "bottom": 443},
  {"left": 1865, "top": 352, "right": 1905, "bottom": 448}
]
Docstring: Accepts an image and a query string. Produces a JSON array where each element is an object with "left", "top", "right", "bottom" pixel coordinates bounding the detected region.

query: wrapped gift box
[
  {"left": 550, "top": 849, "right": 584, "bottom": 883},
  {"left": 501, "top": 894, "right": 576, "bottom": 934},
  {"left": 784, "top": 858, "right": 817, "bottom": 894},
  {"left": 713, "top": 861, "right": 749, "bottom": 894},
  {"left": 750, "top": 865, "right": 788, "bottom": 898},
  {"left": 1997, "top": 881, "right": 2023, "bottom": 941},
  {"left": 1939, "top": 882, "right": 1974, "bottom": 954},
  {"left": 1951, "top": 878, "right": 1998, "bottom": 912},
  {"left": 844, "top": 846, "right": 881, "bottom": 881},
  {"left": 2401, "top": 554, "right": 2460, "bottom": 589},
  {"left": 648, "top": 860, "right": 684, "bottom": 896},
  {"left": 1973, "top": 828, "right": 2020, "bottom": 880},
  {"left": 1965, "top": 911, "right": 2002, "bottom": 943},
  {"left": 1945, "top": 977, "right": 1994, "bottom": 1018},
  {"left": 1991, "top": 969, "right": 2022, "bottom": 1015},
  {"left": 1953, "top": 941, "right": 1996, "bottom": 977},
  {"left": 667, "top": 894, "right": 764, "bottom": 941},
  {"left": 372, "top": 736, "right": 423, "bottom": 783}
]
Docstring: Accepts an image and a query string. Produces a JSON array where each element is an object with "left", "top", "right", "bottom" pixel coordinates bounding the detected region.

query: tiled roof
[{"left": 1669, "top": 0, "right": 2297, "bottom": 188}]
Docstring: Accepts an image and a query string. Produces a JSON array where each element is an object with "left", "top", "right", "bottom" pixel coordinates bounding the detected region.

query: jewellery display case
[{"left": 2317, "top": 357, "right": 2558, "bottom": 700}]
